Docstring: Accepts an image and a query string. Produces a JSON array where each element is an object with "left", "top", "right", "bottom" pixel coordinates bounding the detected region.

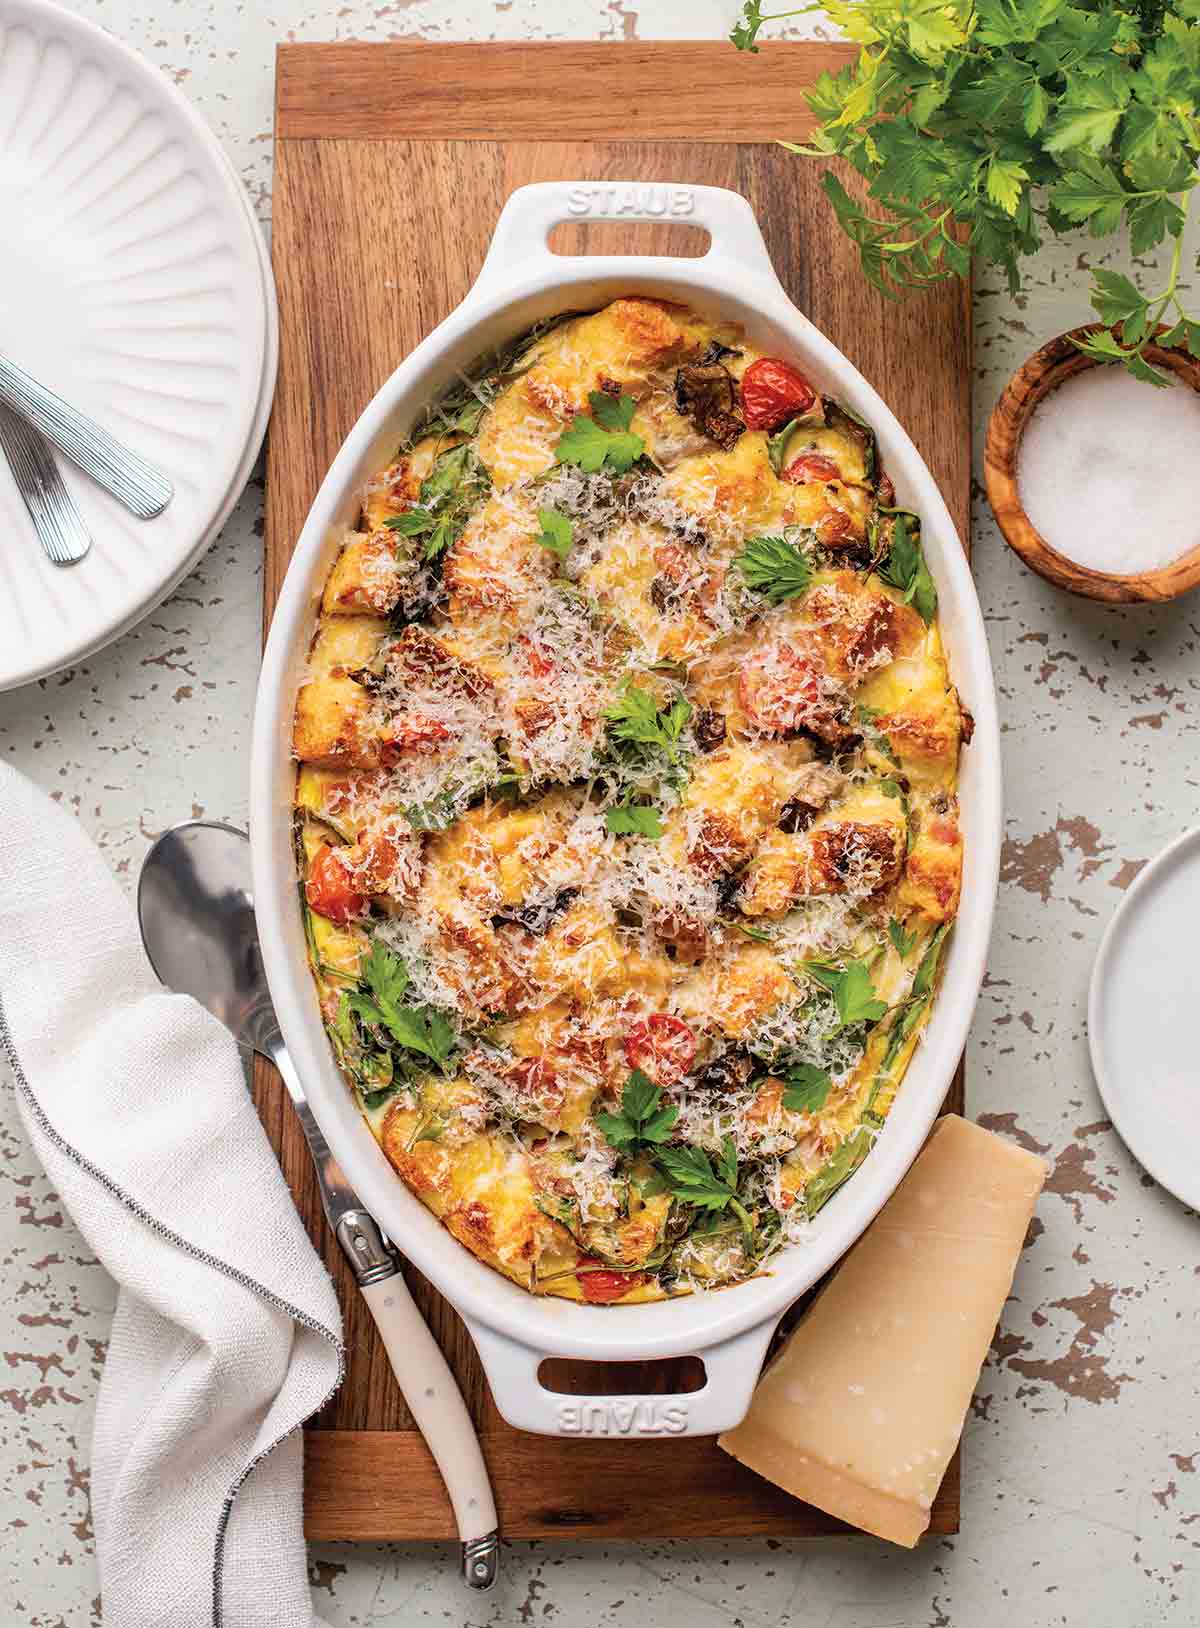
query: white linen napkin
[{"left": 0, "top": 763, "right": 344, "bottom": 1628}]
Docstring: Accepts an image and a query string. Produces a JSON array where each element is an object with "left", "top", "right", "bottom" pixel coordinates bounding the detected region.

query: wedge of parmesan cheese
[{"left": 718, "top": 1114, "right": 1047, "bottom": 1546}]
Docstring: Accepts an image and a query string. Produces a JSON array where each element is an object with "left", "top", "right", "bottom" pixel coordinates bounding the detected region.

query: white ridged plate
[
  {"left": 0, "top": 0, "right": 276, "bottom": 690},
  {"left": 1089, "top": 828, "right": 1200, "bottom": 1213}
]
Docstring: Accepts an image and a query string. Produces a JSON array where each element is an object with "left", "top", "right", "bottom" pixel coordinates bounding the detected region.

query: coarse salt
[{"left": 1017, "top": 366, "right": 1200, "bottom": 575}]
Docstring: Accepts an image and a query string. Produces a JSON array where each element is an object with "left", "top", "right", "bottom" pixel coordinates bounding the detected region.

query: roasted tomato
[
  {"left": 624, "top": 1014, "right": 698, "bottom": 1085},
  {"left": 740, "top": 358, "right": 817, "bottom": 431},
  {"left": 305, "top": 844, "right": 366, "bottom": 925},
  {"left": 739, "top": 643, "right": 827, "bottom": 735},
  {"left": 653, "top": 541, "right": 690, "bottom": 580},
  {"left": 815, "top": 508, "right": 857, "bottom": 549},
  {"left": 387, "top": 715, "right": 452, "bottom": 755},
  {"left": 739, "top": 644, "right": 853, "bottom": 744},
  {"left": 518, "top": 633, "right": 557, "bottom": 681},
  {"left": 509, "top": 1055, "right": 561, "bottom": 1102},
  {"left": 353, "top": 833, "right": 392, "bottom": 891},
  {"left": 576, "top": 1258, "right": 646, "bottom": 1303},
  {"left": 782, "top": 452, "right": 841, "bottom": 485}
]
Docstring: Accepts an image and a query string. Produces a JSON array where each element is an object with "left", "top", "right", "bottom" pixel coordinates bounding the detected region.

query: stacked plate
[{"left": 0, "top": 0, "right": 277, "bottom": 690}]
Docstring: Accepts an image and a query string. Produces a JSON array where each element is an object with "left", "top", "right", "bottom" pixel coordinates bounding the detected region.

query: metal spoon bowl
[{"left": 137, "top": 821, "right": 278, "bottom": 1055}]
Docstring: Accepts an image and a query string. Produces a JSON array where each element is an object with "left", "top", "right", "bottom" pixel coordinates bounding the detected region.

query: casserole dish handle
[
  {"left": 463, "top": 1314, "right": 777, "bottom": 1438},
  {"left": 472, "top": 180, "right": 784, "bottom": 296}
]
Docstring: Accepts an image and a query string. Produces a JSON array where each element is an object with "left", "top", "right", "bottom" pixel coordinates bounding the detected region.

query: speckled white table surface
[{"left": 2, "top": 2, "right": 1199, "bottom": 1624}]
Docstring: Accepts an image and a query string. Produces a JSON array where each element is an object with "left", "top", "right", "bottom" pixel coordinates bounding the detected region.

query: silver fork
[
  {"left": 0, "top": 351, "right": 173, "bottom": 521},
  {"left": 0, "top": 405, "right": 91, "bottom": 565}
]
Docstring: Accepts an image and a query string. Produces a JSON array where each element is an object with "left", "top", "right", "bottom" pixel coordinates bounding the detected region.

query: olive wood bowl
[{"left": 984, "top": 322, "right": 1200, "bottom": 604}]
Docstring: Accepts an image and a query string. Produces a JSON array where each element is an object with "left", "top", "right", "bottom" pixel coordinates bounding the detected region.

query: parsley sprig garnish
[
  {"left": 385, "top": 443, "right": 490, "bottom": 562},
  {"left": 781, "top": 1062, "right": 832, "bottom": 1115},
  {"left": 603, "top": 680, "right": 692, "bottom": 763},
  {"left": 888, "top": 916, "right": 919, "bottom": 958},
  {"left": 806, "top": 955, "right": 888, "bottom": 1032},
  {"left": 877, "top": 512, "right": 937, "bottom": 624},
  {"left": 556, "top": 391, "right": 645, "bottom": 474},
  {"left": 595, "top": 1077, "right": 759, "bottom": 1246},
  {"left": 656, "top": 1139, "right": 755, "bottom": 1241},
  {"left": 348, "top": 943, "right": 457, "bottom": 1070},
  {"left": 732, "top": 533, "right": 813, "bottom": 604},
  {"left": 731, "top": 0, "right": 1200, "bottom": 386},
  {"left": 605, "top": 802, "right": 665, "bottom": 839},
  {"left": 595, "top": 1069, "right": 679, "bottom": 1153},
  {"left": 535, "top": 506, "right": 574, "bottom": 559}
]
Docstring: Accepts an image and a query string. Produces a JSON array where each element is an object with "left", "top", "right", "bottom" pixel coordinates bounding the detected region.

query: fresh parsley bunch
[{"left": 732, "top": 0, "right": 1200, "bottom": 384}]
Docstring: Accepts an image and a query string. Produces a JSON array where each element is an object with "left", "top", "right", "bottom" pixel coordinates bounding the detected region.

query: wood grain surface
[
  {"left": 275, "top": 40, "right": 856, "bottom": 142},
  {"left": 263, "top": 39, "right": 970, "bottom": 1543}
]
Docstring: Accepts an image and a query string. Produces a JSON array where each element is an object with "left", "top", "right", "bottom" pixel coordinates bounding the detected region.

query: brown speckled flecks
[{"left": 3, "top": 3, "right": 1200, "bottom": 1625}]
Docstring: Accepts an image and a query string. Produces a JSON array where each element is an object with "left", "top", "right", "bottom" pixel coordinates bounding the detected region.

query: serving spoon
[{"left": 137, "top": 821, "right": 499, "bottom": 1589}]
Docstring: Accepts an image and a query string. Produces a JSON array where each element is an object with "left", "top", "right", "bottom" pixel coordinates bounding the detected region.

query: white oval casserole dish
[{"left": 250, "top": 182, "right": 1001, "bottom": 1438}]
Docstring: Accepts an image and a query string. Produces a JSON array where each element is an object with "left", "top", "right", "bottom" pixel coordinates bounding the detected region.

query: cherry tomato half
[
  {"left": 624, "top": 1014, "right": 698, "bottom": 1086},
  {"left": 782, "top": 452, "right": 841, "bottom": 485},
  {"left": 305, "top": 844, "right": 366, "bottom": 925},
  {"left": 576, "top": 1258, "right": 646, "bottom": 1303},
  {"left": 741, "top": 357, "right": 817, "bottom": 431}
]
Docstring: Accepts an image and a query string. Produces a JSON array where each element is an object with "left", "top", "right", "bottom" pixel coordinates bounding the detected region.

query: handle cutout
[
  {"left": 537, "top": 1356, "right": 706, "bottom": 1396},
  {"left": 548, "top": 221, "right": 711, "bottom": 259}
]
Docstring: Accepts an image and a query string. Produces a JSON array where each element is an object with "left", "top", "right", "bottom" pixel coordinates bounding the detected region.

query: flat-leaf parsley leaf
[
  {"left": 555, "top": 391, "right": 645, "bottom": 474},
  {"left": 656, "top": 1138, "right": 755, "bottom": 1240},
  {"left": 348, "top": 943, "right": 458, "bottom": 1069},
  {"left": 782, "top": 1062, "right": 833, "bottom": 1115},
  {"left": 877, "top": 512, "right": 937, "bottom": 623},
  {"left": 603, "top": 681, "right": 692, "bottom": 764},
  {"left": 733, "top": 533, "right": 813, "bottom": 604},
  {"left": 536, "top": 506, "right": 573, "bottom": 559},
  {"left": 605, "top": 802, "right": 665, "bottom": 838},
  {"left": 807, "top": 956, "right": 888, "bottom": 1032},
  {"left": 596, "top": 1069, "right": 679, "bottom": 1152}
]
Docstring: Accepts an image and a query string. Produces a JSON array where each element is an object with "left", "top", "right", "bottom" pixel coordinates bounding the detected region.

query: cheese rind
[{"left": 718, "top": 1114, "right": 1048, "bottom": 1546}]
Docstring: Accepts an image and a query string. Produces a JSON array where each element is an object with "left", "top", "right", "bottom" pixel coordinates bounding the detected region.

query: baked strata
[{"left": 292, "top": 297, "right": 969, "bottom": 1303}]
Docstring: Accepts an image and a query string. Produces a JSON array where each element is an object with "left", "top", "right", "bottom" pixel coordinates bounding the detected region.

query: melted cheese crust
[{"left": 292, "top": 299, "right": 968, "bottom": 1303}]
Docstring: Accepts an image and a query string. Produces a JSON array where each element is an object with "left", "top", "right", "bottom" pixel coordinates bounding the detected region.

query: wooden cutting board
[{"left": 263, "top": 39, "right": 969, "bottom": 1543}]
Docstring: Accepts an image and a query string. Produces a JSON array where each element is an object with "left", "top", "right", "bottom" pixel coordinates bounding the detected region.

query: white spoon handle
[
  {"left": 359, "top": 1273, "right": 499, "bottom": 1586},
  {"left": 0, "top": 352, "right": 173, "bottom": 520}
]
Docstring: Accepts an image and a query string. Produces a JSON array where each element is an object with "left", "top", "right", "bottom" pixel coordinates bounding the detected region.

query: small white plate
[
  {"left": 1089, "top": 827, "right": 1200, "bottom": 1211},
  {"left": 0, "top": 0, "right": 276, "bottom": 690}
]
